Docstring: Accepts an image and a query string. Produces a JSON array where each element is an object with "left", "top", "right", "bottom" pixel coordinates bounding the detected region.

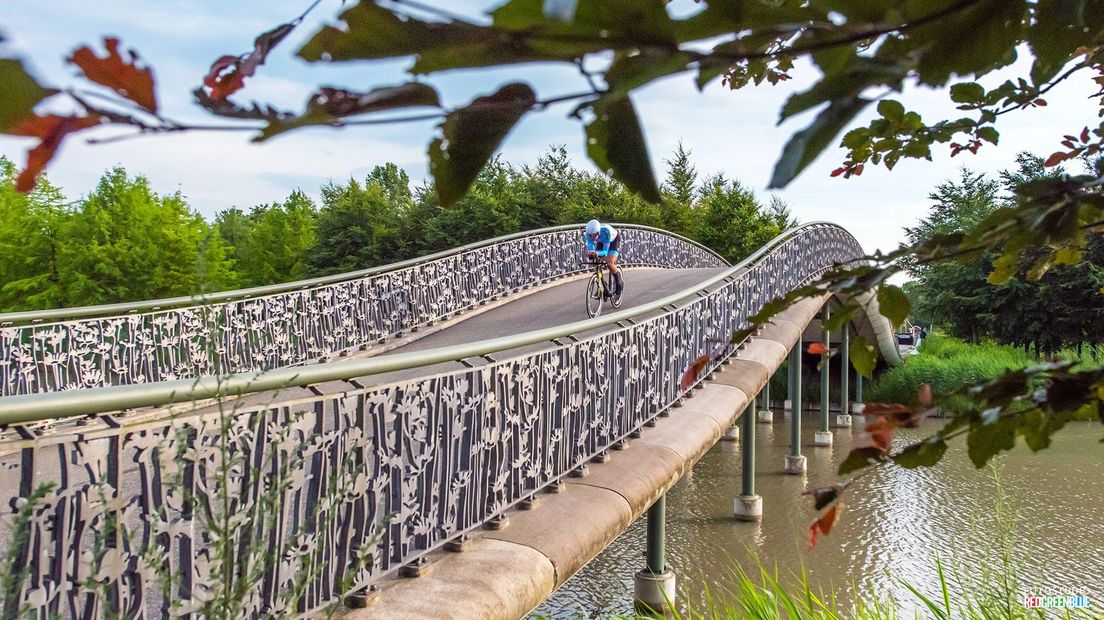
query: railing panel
[
  {"left": 0, "top": 227, "right": 724, "bottom": 396},
  {"left": 0, "top": 224, "right": 861, "bottom": 617}
]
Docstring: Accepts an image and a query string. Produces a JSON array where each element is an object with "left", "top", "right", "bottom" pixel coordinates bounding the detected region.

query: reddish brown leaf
[
  {"left": 69, "top": 38, "right": 157, "bottom": 113},
  {"left": 10, "top": 115, "right": 100, "bottom": 191},
  {"left": 1081, "top": 127, "right": 1090, "bottom": 142},
  {"left": 830, "top": 166, "right": 846, "bottom": 177},
  {"left": 806, "top": 502, "right": 845, "bottom": 550},
  {"left": 860, "top": 402, "right": 911, "bottom": 417},
  {"left": 807, "top": 520, "right": 822, "bottom": 550},
  {"left": 818, "top": 501, "right": 844, "bottom": 536},
  {"left": 680, "top": 355, "right": 710, "bottom": 392},
  {"left": 1033, "top": 98, "right": 1047, "bottom": 106},
  {"left": 865, "top": 417, "right": 895, "bottom": 452},
  {"left": 853, "top": 163, "right": 864, "bottom": 175},
  {"left": 1044, "top": 151, "right": 1069, "bottom": 167},
  {"left": 807, "top": 342, "right": 827, "bottom": 355},
  {"left": 917, "top": 383, "right": 933, "bottom": 407},
  {"left": 204, "top": 23, "right": 295, "bottom": 100}
]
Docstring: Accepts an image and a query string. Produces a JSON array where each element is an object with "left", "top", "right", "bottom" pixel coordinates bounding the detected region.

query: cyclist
[{"left": 584, "top": 219, "right": 623, "bottom": 297}]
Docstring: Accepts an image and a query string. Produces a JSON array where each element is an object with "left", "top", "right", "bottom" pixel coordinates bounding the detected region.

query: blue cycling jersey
[{"left": 585, "top": 224, "right": 619, "bottom": 256}]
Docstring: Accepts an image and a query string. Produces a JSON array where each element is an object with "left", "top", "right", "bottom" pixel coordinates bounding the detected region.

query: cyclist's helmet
[{"left": 586, "top": 219, "right": 600, "bottom": 237}]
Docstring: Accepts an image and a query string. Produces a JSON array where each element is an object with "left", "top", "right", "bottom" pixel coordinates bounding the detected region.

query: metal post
[
  {"left": 837, "top": 322, "right": 852, "bottom": 427},
  {"left": 784, "top": 343, "right": 806, "bottom": 474},
  {"left": 741, "top": 402, "right": 755, "bottom": 496},
  {"left": 815, "top": 304, "right": 833, "bottom": 446},
  {"left": 757, "top": 371, "right": 772, "bottom": 424},
  {"left": 734, "top": 403, "right": 762, "bottom": 520},
  {"left": 646, "top": 495, "right": 665, "bottom": 574},
  {"left": 855, "top": 372, "right": 864, "bottom": 414},
  {"left": 786, "top": 352, "right": 797, "bottom": 417},
  {"left": 635, "top": 495, "right": 675, "bottom": 612}
]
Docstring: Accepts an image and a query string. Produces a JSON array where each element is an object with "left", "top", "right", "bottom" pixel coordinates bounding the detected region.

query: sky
[{"left": 1, "top": 0, "right": 1100, "bottom": 257}]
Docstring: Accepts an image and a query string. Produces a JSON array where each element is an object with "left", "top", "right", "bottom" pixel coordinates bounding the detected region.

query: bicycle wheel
[
  {"left": 585, "top": 273, "right": 603, "bottom": 317},
  {"left": 610, "top": 272, "right": 624, "bottom": 308}
]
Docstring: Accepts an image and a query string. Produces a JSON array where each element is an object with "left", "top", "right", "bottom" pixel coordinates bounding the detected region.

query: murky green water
[{"left": 533, "top": 415, "right": 1104, "bottom": 618}]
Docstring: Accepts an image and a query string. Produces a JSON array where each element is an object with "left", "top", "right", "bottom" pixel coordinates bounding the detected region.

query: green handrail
[
  {"left": 0, "top": 222, "right": 850, "bottom": 424},
  {"left": 0, "top": 223, "right": 726, "bottom": 326}
]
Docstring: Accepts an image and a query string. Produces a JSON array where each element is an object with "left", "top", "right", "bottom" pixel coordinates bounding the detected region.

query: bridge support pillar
[
  {"left": 756, "top": 379, "right": 772, "bottom": 424},
  {"left": 852, "top": 373, "right": 866, "bottom": 414},
  {"left": 722, "top": 425, "right": 740, "bottom": 442},
  {"left": 785, "top": 341, "right": 805, "bottom": 475},
  {"left": 815, "top": 305, "right": 833, "bottom": 447},
  {"left": 734, "top": 403, "right": 762, "bottom": 521},
  {"left": 635, "top": 494, "right": 676, "bottom": 614},
  {"left": 836, "top": 322, "right": 853, "bottom": 428}
]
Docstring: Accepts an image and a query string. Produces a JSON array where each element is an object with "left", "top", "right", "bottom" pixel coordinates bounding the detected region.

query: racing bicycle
[{"left": 582, "top": 260, "right": 624, "bottom": 317}]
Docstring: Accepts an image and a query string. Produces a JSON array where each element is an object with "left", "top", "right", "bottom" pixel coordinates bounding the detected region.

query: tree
[
  {"left": 0, "top": 157, "right": 69, "bottom": 311},
  {"left": 58, "top": 166, "right": 223, "bottom": 305},
  {"left": 905, "top": 169, "right": 1002, "bottom": 343},
  {"left": 236, "top": 191, "right": 317, "bottom": 286},
  {"left": 694, "top": 173, "right": 785, "bottom": 263},
  {"left": 518, "top": 145, "right": 578, "bottom": 231},
  {"left": 308, "top": 175, "right": 405, "bottom": 275}
]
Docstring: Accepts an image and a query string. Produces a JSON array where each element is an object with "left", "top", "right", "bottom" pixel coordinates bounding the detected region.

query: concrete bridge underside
[{"left": 350, "top": 293, "right": 845, "bottom": 619}]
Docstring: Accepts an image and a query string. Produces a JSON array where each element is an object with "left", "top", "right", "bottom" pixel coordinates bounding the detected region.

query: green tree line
[
  {"left": 0, "top": 144, "right": 794, "bottom": 312},
  {"left": 904, "top": 153, "right": 1104, "bottom": 358}
]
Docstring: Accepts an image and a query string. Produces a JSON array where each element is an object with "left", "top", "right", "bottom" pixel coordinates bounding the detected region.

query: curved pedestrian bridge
[{"left": 0, "top": 223, "right": 899, "bottom": 618}]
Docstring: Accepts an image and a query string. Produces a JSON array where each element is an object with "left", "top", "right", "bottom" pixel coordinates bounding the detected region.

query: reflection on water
[{"left": 533, "top": 415, "right": 1104, "bottom": 618}]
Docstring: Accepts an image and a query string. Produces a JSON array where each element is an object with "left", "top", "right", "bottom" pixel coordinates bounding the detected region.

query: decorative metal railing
[
  {"left": 0, "top": 223, "right": 864, "bottom": 618},
  {"left": 0, "top": 225, "right": 725, "bottom": 396}
]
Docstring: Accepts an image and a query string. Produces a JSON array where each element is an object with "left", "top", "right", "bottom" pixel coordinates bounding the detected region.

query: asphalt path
[{"left": 317, "top": 266, "right": 727, "bottom": 390}]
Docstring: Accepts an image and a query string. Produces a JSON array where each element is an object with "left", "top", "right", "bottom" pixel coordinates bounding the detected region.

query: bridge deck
[{"left": 148, "top": 266, "right": 728, "bottom": 419}]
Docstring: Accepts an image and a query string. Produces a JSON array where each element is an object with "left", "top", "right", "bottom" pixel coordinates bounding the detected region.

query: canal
[{"left": 532, "top": 414, "right": 1104, "bottom": 617}]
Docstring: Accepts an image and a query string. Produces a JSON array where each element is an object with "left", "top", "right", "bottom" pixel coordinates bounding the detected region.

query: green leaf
[
  {"left": 605, "top": 49, "right": 692, "bottom": 100},
  {"left": 949, "top": 82, "right": 985, "bottom": 104},
  {"left": 894, "top": 438, "right": 948, "bottom": 468},
  {"left": 429, "top": 83, "right": 535, "bottom": 207},
  {"left": 493, "top": 0, "right": 677, "bottom": 46},
  {"left": 838, "top": 446, "right": 887, "bottom": 475},
  {"left": 1029, "top": 0, "right": 1091, "bottom": 84},
  {"left": 987, "top": 252, "right": 1019, "bottom": 284},
  {"left": 975, "top": 126, "right": 999, "bottom": 145},
  {"left": 585, "top": 95, "right": 661, "bottom": 203},
  {"left": 908, "top": 0, "right": 1027, "bottom": 86},
  {"left": 848, "top": 334, "right": 877, "bottom": 378},
  {"left": 876, "top": 284, "right": 909, "bottom": 328},
  {"left": 299, "top": 3, "right": 586, "bottom": 74},
  {"left": 257, "top": 83, "right": 440, "bottom": 142},
  {"left": 877, "top": 99, "right": 905, "bottom": 123},
  {"left": 779, "top": 58, "right": 903, "bottom": 121},
  {"left": 769, "top": 96, "right": 871, "bottom": 188},
  {"left": 822, "top": 302, "right": 859, "bottom": 332},
  {"left": 0, "top": 58, "right": 57, "bottom": 132},
  {"left": 966, "top": 415, "right": 1016, "bottom": 468}
]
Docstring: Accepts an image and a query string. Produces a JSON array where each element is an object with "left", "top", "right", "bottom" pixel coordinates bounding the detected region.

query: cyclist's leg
[{"left": 607, "top": 237, "right": 623, "bottom": 293}]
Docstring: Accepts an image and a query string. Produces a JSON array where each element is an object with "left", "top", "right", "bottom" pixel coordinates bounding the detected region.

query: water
[{"left": 533, "top": 414, "right": 1104, "bottom": 618}]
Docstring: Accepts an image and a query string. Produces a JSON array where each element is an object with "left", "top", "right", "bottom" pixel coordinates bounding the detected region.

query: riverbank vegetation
[
  {"left": 901, "top": 154, "right": 1104, "bottom": 359},
  {"left": 869, "top": 334, "right": 1104, "bottom": 409},
  {"left": 0, "top": 145, "right": 793, "bottom": 312}
]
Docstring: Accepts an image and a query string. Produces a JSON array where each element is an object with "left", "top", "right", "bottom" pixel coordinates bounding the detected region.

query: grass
[{"left": 868, "top": 334, "right": 1104, "bottom": 408}]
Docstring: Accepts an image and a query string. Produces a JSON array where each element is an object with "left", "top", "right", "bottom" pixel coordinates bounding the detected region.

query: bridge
[{"left": 0, "top": 223, "right": 900, "bottom": 618}]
